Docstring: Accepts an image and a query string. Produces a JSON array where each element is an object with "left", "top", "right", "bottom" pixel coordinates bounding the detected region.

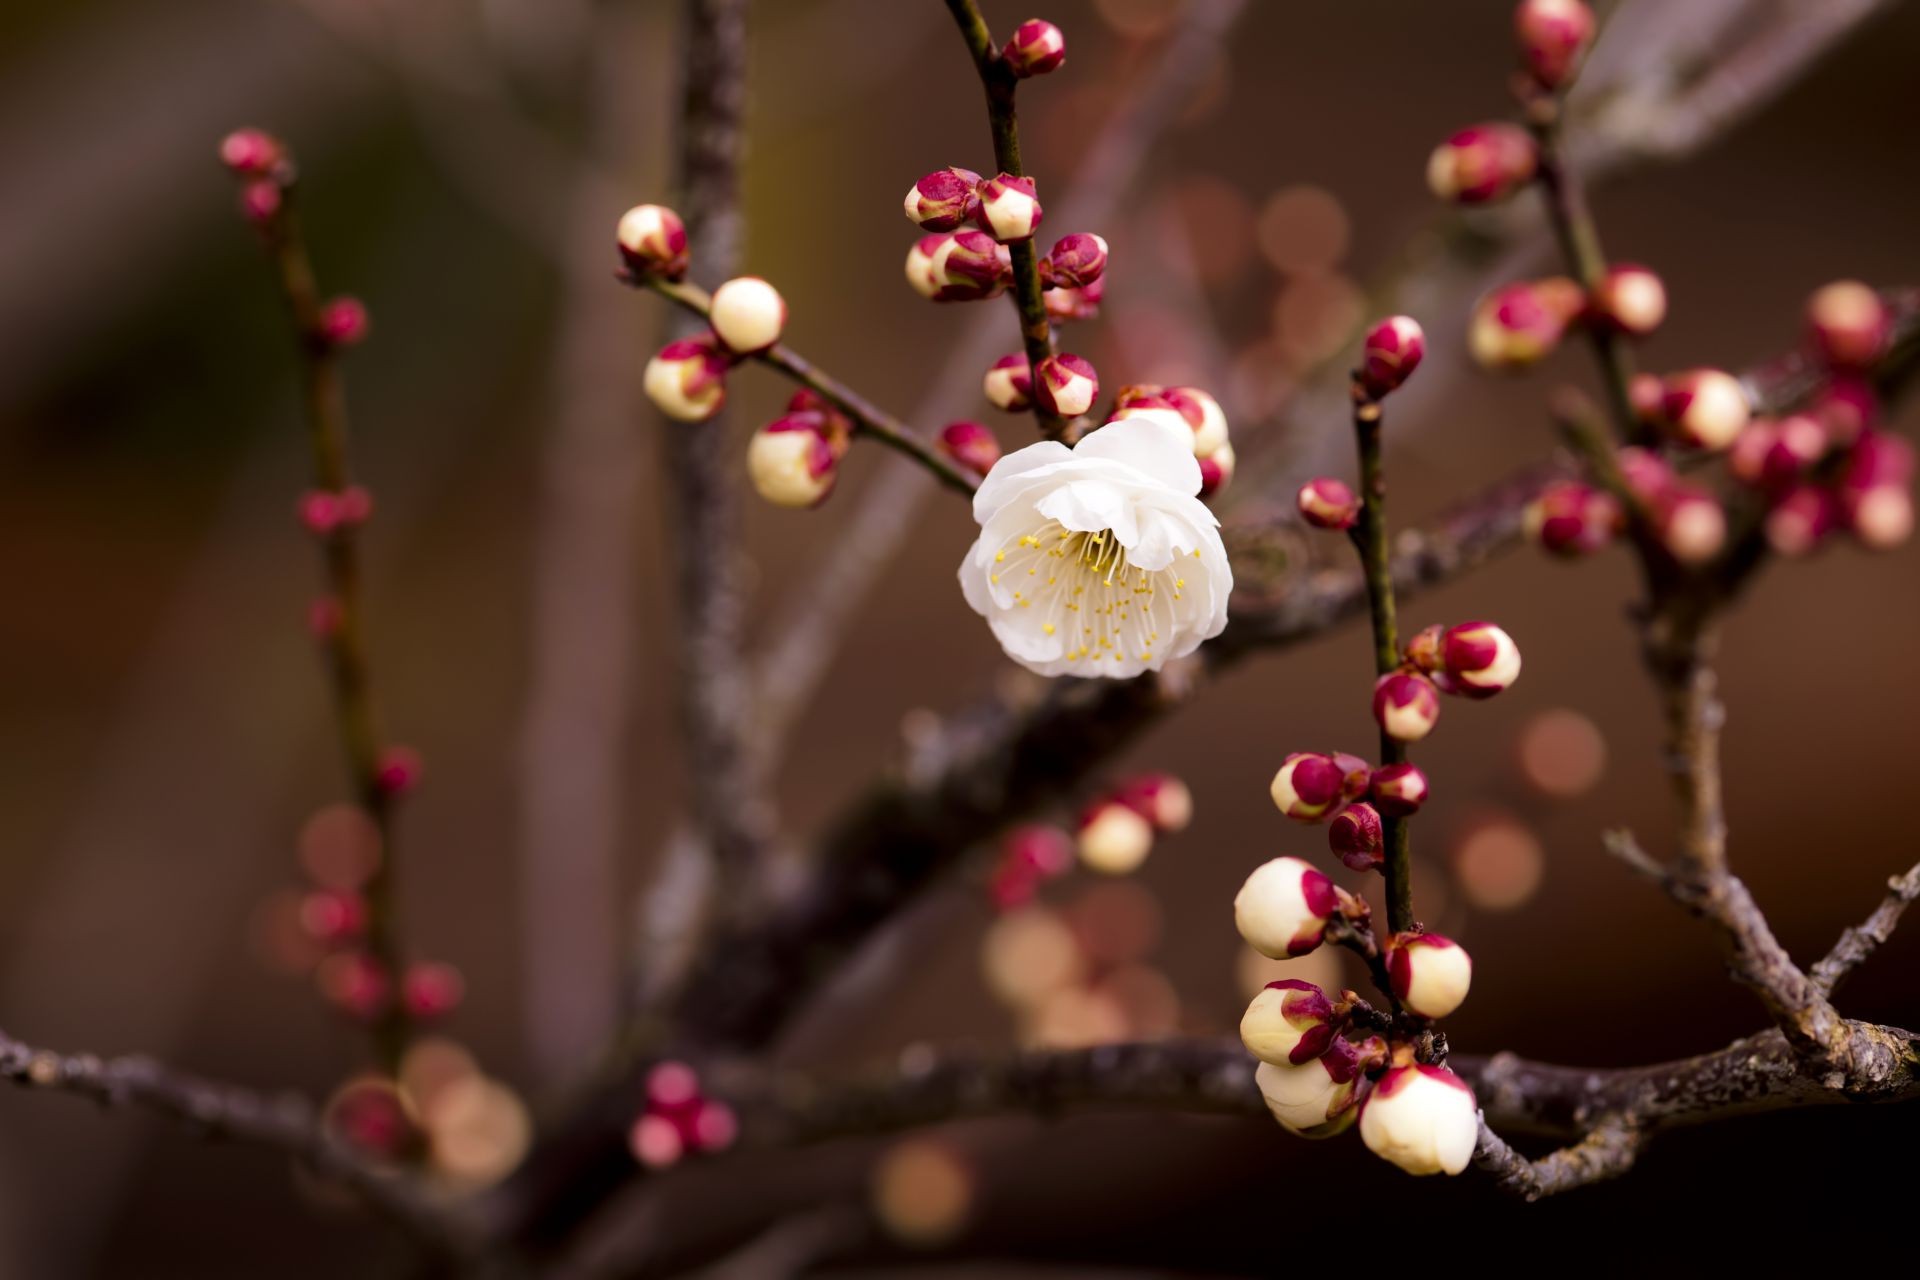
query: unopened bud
[
  {"left": 938, "top": 421, "right": 1002, "bottom": 476},
  {"left": 902, "top": 167, "right": 983, "bottom": 231},
  {"left": 616, "top": 204, "right": 690, "bottom": 280},
  {"left": 1113, "top": 772, "right": 1193, "bottom": 832},
  {"left": 402, "top": 961, "right": 465, "bottom": 1020},
  {"left": 1841, "top": 433, "right": 1915, "bottom": 550},
  {"left": 239, "top": 179, "right": 283, "bottom": 225},
  {"left": 984, "top": 353, "right": 1033, "bottom": 410},
  {"left": 748, "top": 413, "right": 845, "bottom": 508},
  {"left": 1470, "top": 278, "right": 1581, "bottom": 369},
  {"left": 1654, "top": 485, "right": 1726, "bottom": 564},
  {"left": 1426, "top": 124, "right": 1537, "bottom": 205},
  {"left": 1807, "top": 280, "right": 1889, "bottom": 369},
  {"left": 1368, "top": 762, "right": 1429, "bottom": 817},
  {"left": 1041, "top": 233, "right": 1108, "bottom": 288},
  {"left": 644, "top": 334, "right": 730, "bottom": 422},
  {"left": 1764, "top": 484, "right": 1838, "bottom": 557},
  {"left": 219, "top": 127, "right": 285, "bottom": 176},
  {"left": 1659, "top": 368, "right": 1750, "bottom": 451},
  {"left": 1002, "top": 18, "right": 1066, "bottom": 77},
  {"left": 1255, "top": 1037, "right": 1364, "bottom": 1137},
  {"left": 1077, "top": 799, "right": 1154, "bottom": 875},
  {"left": 1524, "top": 480, "right": 1620, "bottom": 556},
  {"left": 300, "top": 889, "right": 368, "bottom": 945},
  {"left": 1589, "top": 263, "right": 1666, "bottom": 337},
  {"left": 1436, "top": 621, "right": 1521, "bottom": 699},
  {"left": 1234, "top": 856, "right": 1337, "bottom": 958},
  {"left": 1402, "top": 624, "right": 1444, "bottom": 675},
  {"left": 1728, "top": 415, "right": 1827, "bottom": 491},
  {"left": 317, "top": 296, "right": 369, "bottom": 347},
  {"left": 1329, "top": 802, "right": 1385, "bottom": 872},
  {"left": 1514, "top": 0, "right": 1595, "bottom": 91},
  {"left": 709, "top": 276, "right": 786, "bottom": 354},
  {"left": 1034, "top": 353, "right": 1099, "bottom": 418},
  {"left": 375, "top": 745, "right": 423, "bottom": 796},
  {"left": 1372, "top": 672, "right": 1442, "bottom": 742},
  {"left": 1358, "top": 316, "right": 1426, "bottom": 399},
  {"left": 1615, "top": 445, "right": 1675, "bottom": 505},
  {"left": 1810, "top": 376, "right": 1878, "bottom": 446},
  {"left": 1358, "top": 1064, "right": 1478, "bottom": 1175},
  {"left": 316, "top": 951, "right": 391, "bottom": 1021},
  {"left": 1241, "top": 979, "right": 1338, "bottom": 1066},
  {"left": 1388, "top": 932, "right": 1472, "bottom": 1018},
  {"left": 1270, "top": 752, "right": 1349, "bottom": 823},
  {"left": 1167, "top": 386, "right": 1230, "bottom": 456},
  {"left": 909, "top": 230, "right": 1010, "bottom": 301},
  {"left": 977, "top": 174, "right": 1043, "bottom": 243},
  {"left": 1043, "top": 276, "right": 1104, "bottom": 323},
  {"left": 1298, "top": 477, "right": 1359, "bottom": 530},
  {"left": 1197, "top": 440, "right": 1235, "bottom": 498},
  {"left": 298, "top": 487, "right": 373, "bottom": 537}
]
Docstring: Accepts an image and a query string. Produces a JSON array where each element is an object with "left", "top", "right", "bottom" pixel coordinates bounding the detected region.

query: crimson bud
[
  {"left": 1373, "top": 672, "right": 1442, "bottom": 742},
  {"left": 1514, "top": 0, "right": 1596, "bottom": 91},
  {"left": 1041, "top": 233, "right": 1108, "bottom": 288},
  {"left": 1426, "top": 124, "right": 1537, "bottom": 205},
  {"left": 1369, "top": 762, "right": 1429, "bottom": 817},
  {"left": 1388, "top": 931, "right": 1473, "bottom": 1018},
  {"left": 1358, "top": 315, "right": 1426, "bottom": 399},
  {"left": 1034, "top": 353, "right": 1099, "bottom": 417},
  {"left": 983, "top": 353, "right": 1034, "bottom": 410},
  {"left": 1807, "top": 280, "right": 1889, "bottom": 369},
  {"left": 1298, "top": 477, "right": 1360, "bottom": 530},
  {"left": 616, "top": 204, "right": 690, "bottom": 280},
  {"left": 1329, "top": 802, "right": 1385, "bottom": 872},
  {"left": 1240, "top": 979, "right": 1338, "bottom": 1066},
  {"left": 1002, "top": 18, "right": 1066, "bottom": 77},
  {"left": 902, "top": 167, "right": 983, "bottom": 231},
  {"left": 1589, "top": 263, "right": 1667, "bottom": 337},
  {"left": 1234, "top": 856, "right": 1338, "bottom": 958}
]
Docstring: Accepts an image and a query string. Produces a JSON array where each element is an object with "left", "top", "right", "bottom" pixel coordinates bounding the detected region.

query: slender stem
[
  {"left": 257, "top": 198, "right": 410, "bottom": 1070},
  {"left": 640, "top": 277, "right": 975, "bottom": 495},
  {"left": 1350, "top": 398, "right": 1413, "bottom": 933},
  {"left": 944, "top": 0, "right": 1062, "bottom": 438}
]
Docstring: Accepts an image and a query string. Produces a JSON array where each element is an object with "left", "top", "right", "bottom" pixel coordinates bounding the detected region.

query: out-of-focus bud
[
  {"left": 375, "top": 745, "right": 424, "bottom": 796},
  {"left": 1764, "top": 484, "right": 1839, "bottom": 557},
  {"left": 1044, "top": 275, "right": 1104, "bottom": 323},
  {"left": 989, "top": 825, "right": 1070, "bottom": 912},
  {"left": 1615, "top": 445, "right": 1675, "bottom": 505},
  {"left": 1659, "top": 368, "right": 1750, "bottom": 451},
  {"left": 1197, "top": 441, "right": 1235, "bottom": 499},
  {"left": 616, "top": 204, "right": 690, "bottom": 280},
  {"left": 1426, "top": 124, "right": 1537, "bottom": 205},
  {"left": 1810, "top": 376, "right": 1878, "bottom": 446},
  {"left": 1240, "top": 979, "right": 1337, "bottom": 1066},
  {"left": 1298, "top": 477, "right": 1360, "bottom": 530},
  {"left": 1002, "top": 18, "right": 1066, "bottom": 77},
  {"left": 299, "top": 486, "right": 374, "bottom": 537},
  {"left": 1255, "top": 1037, "right": 1364, "bottom": 1137},
  {"left": 1358, "top": 1064, "right": 1478, "bottom": 1175},
  {"left": 1234, "top": 856, "right": 1337, "bottom": 959},
  {"left": 1165, "top": 386, "right": 1229, "bottom": 456},
  {"left": 1841, "top": 433, "right": 1916, "bottom": 550},
  {"left": 938, "top": 421, "right": 1002, "bottom": 476},
  {"left": 1034, "top": 353, "right": 1099, "bottom": 417},
  {"left": 317, "top": 951, "right": 391, "bottom": 1021},
  {"left": 1589, "top": 263, "right": 1666, "bottom": 337},
  {"left": 1436, "top": 621, "right": 1521, "bottom": 699},
  {"left": 402, "top": 961, "right": 466, "bottom": 1020},
  {"left": 1041, "top": 233, "right": 1108, "bottom": 288},
  {"left": 1329, "top": 802, "right": 1384, "bottom": 872},
  {"left": 1470, "top": 278, "right": 1582, "bottom": 369},
  {"left": 240, "top": 179, "right": 283, "bottom": 226},
  {"left": 911, "top": 230, "right": 1011, "bottom": 301},
  {"left": 984, "top": 353, "right": 1034, "bottom": 410},
  {"left": 1729, "top": 415, "right": 1827, "bottom": 491},
  {"left": 1372, "top": 672, "right": 1442, "bottom": 742},
  {"left": 645, "top": 334, "right": 730, "bottom": 421},
  {"left": 1653, "top": 484, "right": 1727, "bottom": 565},
  {"left": 300, "top": 889, "right": 368, "bottom": 945},
  {"left": 1270, "top": 752, "right": 1349, "bottom": 823},
  {"left": 1077, "top": 800, "right": 1154, "bottom": 875},
  {"left": 1807, "top": 280, "right": 1889, "bottom": 369},
  {"left": 747, "top": 413, "right": 845, "bottom": 508},
  {"left": 1113, "top": 772, "right": 1193, "bottom": 833},
  {"left": 220, "top": 127, "right": 285, "bottom": 176},
  {"left": 902, "top": 167, "right": 983, "bottom": 231},
  {"left": 1358, "top": 316, "right": 1426, "bottom": 399},
  {"left": 1402, "top": 624, "right": 1444, "bottom": 675},
  {"left": 1368, "top": 762, "right": 1429, "bottom": 817},
  {"left": 1628, "top": 372, "right": 1665, "bottom": 425},
  {"left": 1525, "top": 480, "right": 1620, "bottom": 556},
  {"left": 1514, "top": 0, "right": 1596, "bottom": 91},
  {"left": 318, "top": 297, "right": 370, "bottom": 347},
  {"left": 977, "top": 174, "right": 1043, "bottom": 243},
  {"left": 709, "top": 276, "right": 786, "bottom": 354},
  {"left": 1388, "top": 932, "right": 1472, "bottom": 1018}
]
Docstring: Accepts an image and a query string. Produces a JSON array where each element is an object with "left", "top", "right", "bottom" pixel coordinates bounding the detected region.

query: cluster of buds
[
  {"left": 629, "top": 1061, "right": 737, "bottom": 1170},
  {"left": 1374, "top": 620, "right": 1523, "bottom": 740},
  {"left": 298, "top": 485, "right": 374, "bottom": 540},
  {"left": 989, "top": 825, "right": 1075, "bottom": 911},
  {"left": 747, "top": 389, "right": 853, "bottom": 508},
  {"left": 907, "top": 229, "right": 1013, "bottom": 301},
  {"left": 219, "top": 127, "right": 296, "bottom": 228},
  {"left": 1076, "top": 771, "right": 1193, "bottom": 876},
  {"left": 1109, "top": 383, "right": 1235, "bottom": 496}
]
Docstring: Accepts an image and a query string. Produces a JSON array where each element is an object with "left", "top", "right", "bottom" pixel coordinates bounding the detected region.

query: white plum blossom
[{"left": 958, "top": 416, "right": 1232, "bottom": 677}]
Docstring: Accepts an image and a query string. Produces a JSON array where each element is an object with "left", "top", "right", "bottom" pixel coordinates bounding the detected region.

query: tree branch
[
  {"left": 1812, "top": 861, "right": 1920, "bottom": 997},
  {"left": 1471, "top": 1117, "right": 1641, "bottom": 1200}
]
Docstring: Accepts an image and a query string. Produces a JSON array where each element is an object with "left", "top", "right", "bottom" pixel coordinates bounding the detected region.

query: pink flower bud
[
  {"left": 1167, "top": 385, "right": 1230, "bottom": 456},
  {"left": 1615, "top": 445, "right": 1675, "bottom": 505},
  {"left": 1359, "top": 1064, "right": 1478, "bottom": 1175},
  {"left": 1034, "top": 353, "right": 1098, "bottom": 417},
  {"left": 1331, "top": 751, "right": 1374, "bottom": 803},
  {"left": 1628, "top": 372, "right": 1666, "bottom": 425},
  {"left": 1841, "top": 433, "right": 1915, "bottom": 550},
  {"left": 299, "top": 889, "right": 368, "bottom": 945},
  {"left": 317, "top": 296, "right": 369, "bottom": 347},
  {"left": 1388, "top": 932, "right": 1473, "bottom": 1018},
  {"left": 402, "top": 961, "right": 465, "bottom": 1020},
  {"left": 323, "top": 1076, "right": 420, "bottom": 1161},
  {"left": 1589, "top": 263, "right": 1666, "bottom": 337},
  {"left": 1255, "top": 1036, "right": 1364, "bottom": 1136},
  {"left": 1402, "top": 624, "right": 1444, "bottom": 675},
  {"left": 1241, "top": 979, "right": 1338, "bottom": 1065},
  {"left": 709, "top": 276, "right": 786, "bottom": 354},
  {"left": 1810, "top": 375, "right": 1878, "bottom": 446},
  {"left": 1653, "top": 485, "right": 1726, "bottom": 565},
  {"left": 688, "top": 1099, "right": 737, "bottom": 1152},
  {"left": 375, "top": 745, "right": 423, "bottom": 796},
  {"left": 909, "top": 230, "right": 1010, "bottom": 301},
  {"left": 1112, "top": 772, "right": 1193, "bottom": 832},
  {"left": 1372, "top": 672, "right": 1442, "bottom": 742},
  {"left": 1234, "top": 856, "right": 1337, "bottom": 959},
  {"left": 1043, "top": 276, "right": 1104, "bottom": 323},
  {"left": 1426, "top": 123, "right": 1537, "bottom": 205},
  {"left": 747, "top": 413, "right": 844, "bottom": 508},
  {"left": 902, "top": 167, "right": 983, "bottom": 231},
  {"left": 989, "top": 860, "right": 1039, "bottom": 912},
  {"left": 977, "top": 173, "right": 1043, "bottom": 243},
  {"left": 1041, "top": 233, "right": 1108, "bottom": 290},
  {"left": 1764, "top": 484, "right": 1839, "bottom": 557},
  {"left": 316, "top": 951, "right": 391, "bottom": 1021},
  {"left": 1807, "top": 280, "right": 1888, "bottom": 369},
  {"left": 647, "top": 1060, "right": 701, "bottom": 1110},
  {"left": 1514, "top": 0, "right": 1595, "bottom": 91},
  {"left": 1659, "top": 368, "right": 1751, "bottom": 451},
  {"left": 298, "top": 486, "right": 373, "bottom": 537},
  {"left": 1329, "top": 802, "right": 1385, "bottom": 872},
  {"left": 1002, "top": 18, "right": 1066, "bottom": 77},
  {"left": 630, "top": 1114, "right": 684, "bottom": 1168},
  {"left": 239, "top": 179, "right": 283, "bottom": 226},
  {"left": 1729, "top": 415, "right": 1827, "bottom": 491},
  {"left": 983, "top": 353, "right": 1034, "bottom": 410},
  {"left": 938, "top": 420, "right": 1002, "bottom": 476},
  {"left": 1469, "top": 278, "right": 1581, "bottom": 369},
  {"left": 1524, "top": 480, "right": 1620, "bottom": 556},
  {"left": 1076, "top": 799, "right": 1154, "bottom": 875},
  {"left": 615, "top": 204, "right": 690, "bottom": 280},
  {"left": 1848, "top": 485, "right": 1914, "bottom": 550},
  {"left": 1436, "top": 621, "right": 1521, "bottom": 699},
  {"left": 1358, "top": 316, "right": 1426, "bottom": 399},
  {"left": 219, "top": 127, "right": 285, "bottom": 176},
  {"left": 1197, "top": 441, "right": 1235, "bottom": 498},
  {"left": 1269, "top": 752, "right": 1349, "bottom": 823},
  {"left": 1298, "top": 477, "right": 1360, "bottom": 530},
  {"left": 1368, "top": 762, "right": 1429, "bottom": 817},
  {"left": 1006, "top": 824, "right": 1075, "bottom": 877},
  {"left": 644, "top": 333, "right": 730, "bottom": 421}
]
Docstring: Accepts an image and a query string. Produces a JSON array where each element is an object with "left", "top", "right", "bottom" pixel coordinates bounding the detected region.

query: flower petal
[
  {"left": 1073, "top": 416, "right": 1203, "bottom": 496},
  {"left": 972, "top": 439, "right": 1072, "bottom": 522}
]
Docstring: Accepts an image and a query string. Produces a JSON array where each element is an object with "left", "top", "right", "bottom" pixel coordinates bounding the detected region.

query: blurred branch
[{"left": 1812, "top": 861, "right": 1920, "bottom": 998}]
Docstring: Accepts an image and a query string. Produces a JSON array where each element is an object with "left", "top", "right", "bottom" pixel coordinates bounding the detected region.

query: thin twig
[
  {"left": 1471, "top": 1117, "right": 1642, "bottom": 1200},
  {"left": 1812, "top": 861, "right": 1920, "bottom": 997}
]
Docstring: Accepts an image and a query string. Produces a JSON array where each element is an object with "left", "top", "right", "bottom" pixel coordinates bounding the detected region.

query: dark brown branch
[
  {"left": 1812, "top": 861, "right": 1920, "bottom": 997},
  {"left": 1471, "top": 1118, "right": 1641, "bottom": 1201}
]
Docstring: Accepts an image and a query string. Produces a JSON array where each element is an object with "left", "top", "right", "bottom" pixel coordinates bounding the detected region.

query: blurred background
[{"left": 2, "top": 0, "right": 1917, "bottom": 1274}]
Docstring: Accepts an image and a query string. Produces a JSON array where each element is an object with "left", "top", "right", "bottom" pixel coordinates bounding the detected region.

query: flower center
[{"left": 989, "top": 521, "right": 1192, "bottom": 668}]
